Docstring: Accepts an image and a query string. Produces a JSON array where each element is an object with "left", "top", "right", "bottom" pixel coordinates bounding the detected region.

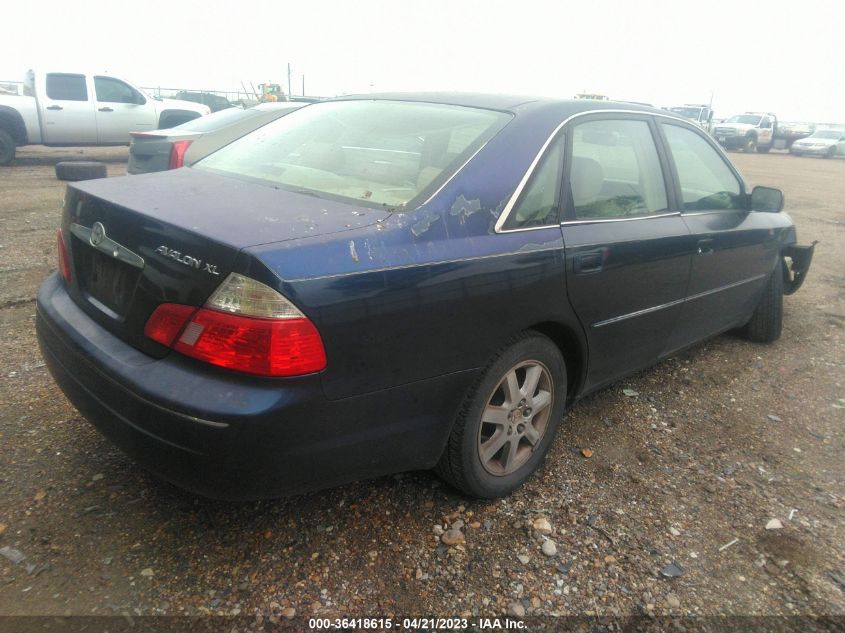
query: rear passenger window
[
  {"left": 503, "top": 136, "right": 563, "bottom": 229},
  {"left": 570, "top": 119, "right": 667, "bottom": 219},
  {"left": 46, "top": 74, "right": 88, "bottom": 101},
  {"left": 661, "top": 124, "right": 743, "bottom": 211}
]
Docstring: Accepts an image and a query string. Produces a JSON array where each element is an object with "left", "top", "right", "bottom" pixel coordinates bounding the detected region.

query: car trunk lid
[{"left": 62, "top": 168, "right": 390, "bottom": 356}]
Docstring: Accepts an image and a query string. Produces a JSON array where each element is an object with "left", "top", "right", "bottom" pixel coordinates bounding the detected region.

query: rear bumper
[{"left": 36, "top": 273, "right": 475, "bottom": 499}]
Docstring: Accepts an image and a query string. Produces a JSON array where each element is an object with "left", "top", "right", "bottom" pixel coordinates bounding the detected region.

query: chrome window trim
[
  {"left": 560, "top": 211, "right": 681, "bottom": 226},
  {"left": 418, "top": 140, "right": 491, "bottom": 207},
  {"left": 681, "top": 209, "right": 746, "bottom": 217},
  {"left": 495, "top": 109, "right": 715, "bottom": 234},
  {"left": 494, "top": 223, "right": 563, "bottom": 234}
]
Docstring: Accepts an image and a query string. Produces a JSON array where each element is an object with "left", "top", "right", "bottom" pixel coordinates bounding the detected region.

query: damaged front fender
[{"left": 782, "top": 241, "right": 817, "bottom": 295}]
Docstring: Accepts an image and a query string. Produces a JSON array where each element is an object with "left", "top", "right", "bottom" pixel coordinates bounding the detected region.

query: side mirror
[{"left": 750, "top": 186, "right": 784, "bottom": 212}]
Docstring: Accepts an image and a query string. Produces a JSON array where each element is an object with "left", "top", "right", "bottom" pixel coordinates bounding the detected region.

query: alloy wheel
[{"left": 477, "top": 360, "right": 554, "bottom": 476}]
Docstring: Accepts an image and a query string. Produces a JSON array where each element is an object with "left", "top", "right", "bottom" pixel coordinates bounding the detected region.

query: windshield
[
  {"left": 727, "top": 114, "right": 763, "bottom": 125},
  {"left": 670, "top": 107, "right": 703, "bottom": 119},
  {"left": 195, "top": 100, "right": 511, "bottom": 209},
  {"left": 811, "top": 130, "right": 842, "bottom": 140}
]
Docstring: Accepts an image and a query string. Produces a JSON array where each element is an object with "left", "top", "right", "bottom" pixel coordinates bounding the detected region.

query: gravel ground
[{"left": 0, "top": 146, "right": 843, "bottom": 628}]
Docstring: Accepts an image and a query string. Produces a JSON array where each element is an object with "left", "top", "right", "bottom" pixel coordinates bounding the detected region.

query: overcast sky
[{"left": 3, "top": 0, "right": 843, "bottom": 122}]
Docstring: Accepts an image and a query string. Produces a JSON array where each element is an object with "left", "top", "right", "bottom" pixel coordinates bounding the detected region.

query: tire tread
[
  {"left": 55, "top": 161, "right": 107, "bottom": 181},
  {"left": 435, "top": 331, "right": 562, "bottom": 496},
  {"left": 744, "top": 265, "right": 783, "bottom": 342}
]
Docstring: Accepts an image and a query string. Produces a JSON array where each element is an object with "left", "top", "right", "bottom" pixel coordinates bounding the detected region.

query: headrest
[{"left": 570, "top": 156, "right": 604, "bottom": 207}]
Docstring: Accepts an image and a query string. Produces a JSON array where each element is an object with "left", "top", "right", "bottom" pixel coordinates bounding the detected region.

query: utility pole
[{"left": 287, "top": 63, "right": 292, "bottom": 101}]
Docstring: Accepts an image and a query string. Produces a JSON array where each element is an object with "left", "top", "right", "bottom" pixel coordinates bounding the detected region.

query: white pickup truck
[{"left": 0, "top": 70, "right": 210, "bottom": 165}]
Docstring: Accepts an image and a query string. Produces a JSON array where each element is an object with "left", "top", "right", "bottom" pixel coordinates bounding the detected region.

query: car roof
[
  {"left": 329, "top": 91, "right": 669, "bottom": 118},
  {"left": 252, "top": 102, "right": 305, "bottom": 112}
]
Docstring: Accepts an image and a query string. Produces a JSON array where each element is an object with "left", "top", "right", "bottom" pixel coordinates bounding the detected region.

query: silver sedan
[
  {"left": 790, "top": 129, "right": 845, "bottom": 158},
  {"left": 127, "top": 102, "right": 304, "bottom": 174}
]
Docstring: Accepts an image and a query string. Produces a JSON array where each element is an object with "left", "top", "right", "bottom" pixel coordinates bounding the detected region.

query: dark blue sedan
[{"left": 36, "top": 94, "right": 814, "bottom": 499}]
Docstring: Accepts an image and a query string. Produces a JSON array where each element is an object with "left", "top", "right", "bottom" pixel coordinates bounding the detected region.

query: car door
[
  {"left": 759, "top": 115, "right": 774, "bottom": 147},
  {"left": 658, "top": 121, "right": 775, "bottom": 353},
  {"left": 93, "top": 76, "right": 156, "bottom": 143},
  {"left": 39, "top": 73, "right": 97, "bottom": 144},
  {"left": 560, "top": 114, "right": 693, "bottom": 391}
]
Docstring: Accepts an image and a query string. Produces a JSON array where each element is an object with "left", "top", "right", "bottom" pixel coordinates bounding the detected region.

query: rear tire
[
  {"left": 0, "top": 129, "right": 15, "bottom": 166},
  {"left": 435, "top": 333, "right": 567, "bottom": 498},
  {"left": 743, "top": 136, "right": 757, "bottom": 153},
  {"left": 756, "top": 144, "right": 772, "bottom": 153},
  {"left": 742, "top": 265, "right": 783, "bottom": 343},
  {"left": 55, "top": 161, "right": 108, "bottom": 181}
]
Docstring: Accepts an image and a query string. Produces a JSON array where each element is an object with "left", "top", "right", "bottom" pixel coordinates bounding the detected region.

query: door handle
[
  {"left": 98, "top": 107, "right": 114, "bottom": 112},
  {"left": 46, "top": 105, "right": 63, "bottom": 111},
  {"left": 697, "top": 239, "right": 715, "bottom": 255},
  {"left": 573, "top": 251, "right": 604, "bottom": 274}
]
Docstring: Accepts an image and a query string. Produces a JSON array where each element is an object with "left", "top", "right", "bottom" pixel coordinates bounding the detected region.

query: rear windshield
[
  {"left": 195, "top": 100, "right": 511, "bottom": 209},
  {"left": 173, "top": 107, "right": 256, "bottom": 132}
]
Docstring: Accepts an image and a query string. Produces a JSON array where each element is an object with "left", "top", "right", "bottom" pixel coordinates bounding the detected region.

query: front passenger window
[
  {"left": 95, "top": 77, "right": 143, "bottom": 104},
  {"left": 661, "top": 124, "right": 743, "bottom": 211},
  {"left": 570, "top": 119, "right": 668, "bottom": 219}
]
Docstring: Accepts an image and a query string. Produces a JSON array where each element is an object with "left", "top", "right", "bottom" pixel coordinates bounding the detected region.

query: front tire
[
  {"left": 756, "top": 144, "right": 772, "bottom": 153},
  {"left": 742, "top": 265, "right": 783, "bottom": 343},
  {"left": 826, "top": 146, "right": 836, "bottom": 159},
  {"left": 743, "top": 136, "right": 757, "bottom": 153},
  {"left": 435, "top": 333, "right": 567, "bottom": 498},
  {"left": 0, "top": 129, "right": 16, "bottom": 166}
]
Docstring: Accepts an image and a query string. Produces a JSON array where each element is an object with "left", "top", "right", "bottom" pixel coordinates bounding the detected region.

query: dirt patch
[{"left": 757, "top": 532, "right": 820, "bottom": 568}]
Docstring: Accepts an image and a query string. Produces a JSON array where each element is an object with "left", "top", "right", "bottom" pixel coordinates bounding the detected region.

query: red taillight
[
  {"left": 168, "top": 140, "right": 193, "bottom": 169},
  {"left": 144, "top": 303, "right": 198, "bottom": 347},
  {"left": 144, "top": 273, "right": 327, "bottom": 377},
  {"left": 173, "top": 308, "right": 327, "bottom": 377},
  {"left": 57, "top": 229, "right": 71, "bottom": 282},
  {"left": 144, "top": 305, "right": 327, "bottom": 377}
]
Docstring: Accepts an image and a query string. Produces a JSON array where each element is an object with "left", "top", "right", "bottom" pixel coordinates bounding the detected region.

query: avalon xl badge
[{"left": 155, "top": 245, "right": 220, "bottom": 276}]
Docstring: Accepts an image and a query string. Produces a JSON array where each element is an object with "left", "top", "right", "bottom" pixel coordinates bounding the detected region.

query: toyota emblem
[{"left": 90, "top": 222, "right": 106, "bottom": 246}]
